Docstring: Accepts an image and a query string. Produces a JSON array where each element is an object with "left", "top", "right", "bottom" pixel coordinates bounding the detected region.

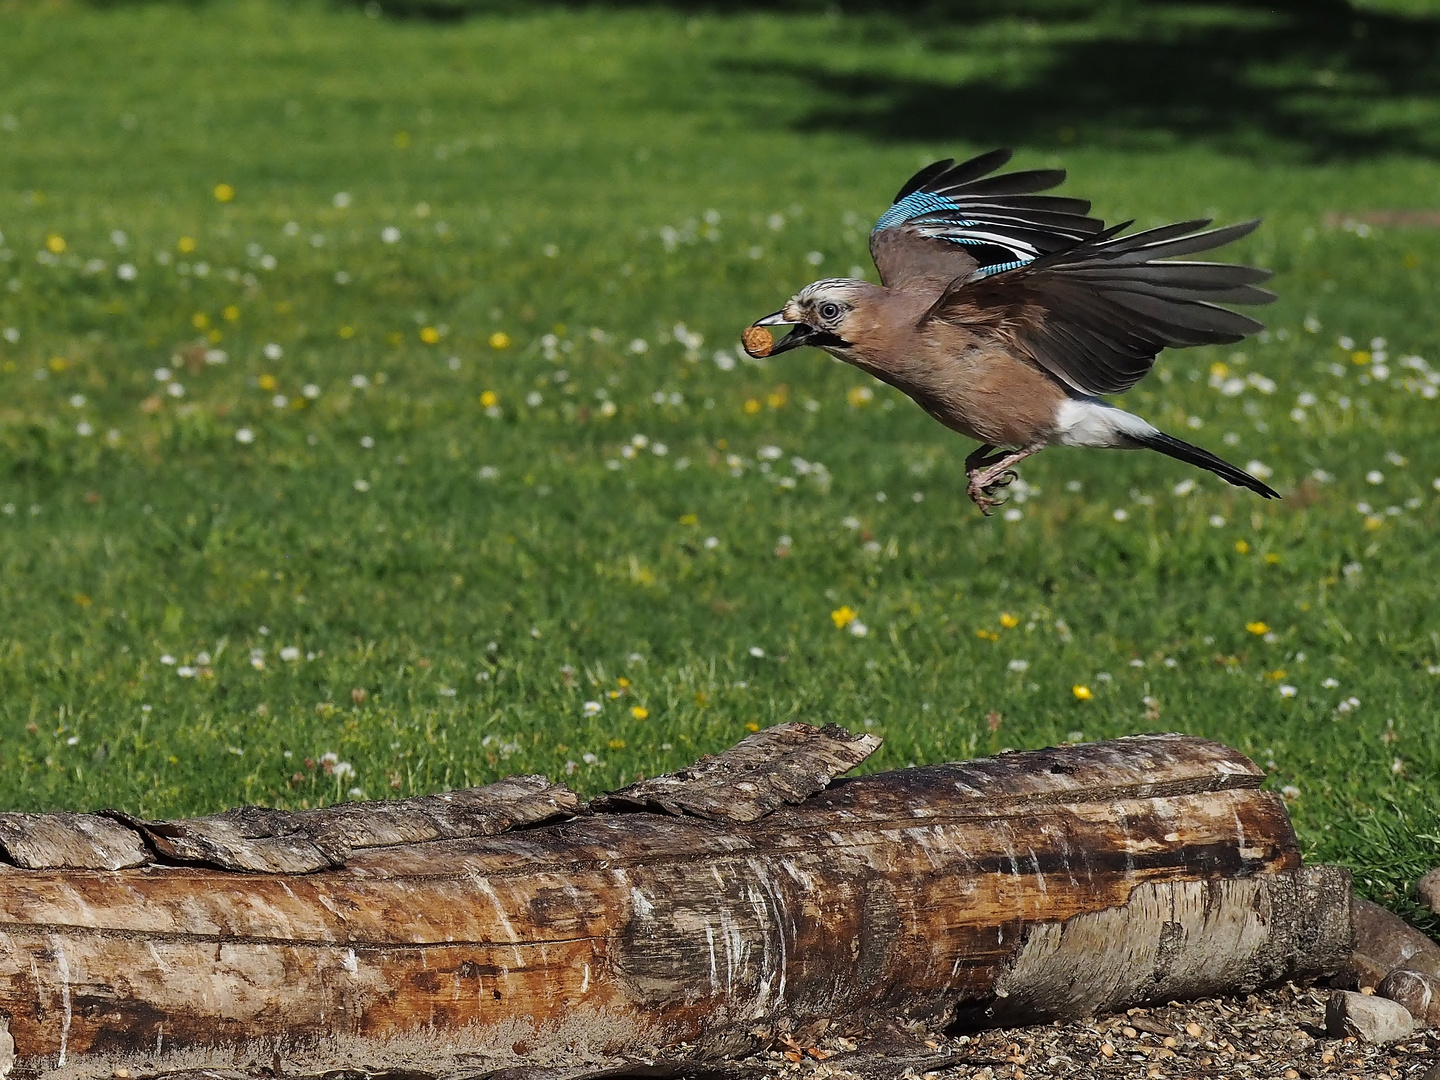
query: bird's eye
[{"left": 818, "top": 301, "right": 842, "bottom": 323}]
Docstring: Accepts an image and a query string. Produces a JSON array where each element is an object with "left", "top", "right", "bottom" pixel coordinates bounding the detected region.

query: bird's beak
[
  {"left": 754, "top": 310, "right": 796, "bottom": 327},
  {"left": 765, "top": 322, "right": 825, "bottom": 356}
]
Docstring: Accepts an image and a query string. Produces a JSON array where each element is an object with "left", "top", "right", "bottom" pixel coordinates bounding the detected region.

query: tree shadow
[{"left": 723, "top": 0, "right": 1440, "bottom": 161}]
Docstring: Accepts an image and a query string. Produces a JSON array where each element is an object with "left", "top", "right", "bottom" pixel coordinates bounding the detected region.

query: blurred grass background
[{"left": 2, "top": 0, "right": 1440, "bottom": 917}]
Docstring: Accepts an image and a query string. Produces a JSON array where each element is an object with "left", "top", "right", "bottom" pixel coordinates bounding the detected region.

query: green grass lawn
[{"left": 2, "top": 0, "right": 1440, "bottom": 918}]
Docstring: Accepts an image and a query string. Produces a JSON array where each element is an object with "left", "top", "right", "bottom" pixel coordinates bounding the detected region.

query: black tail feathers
[{"left": 1130, "top": 431, "right": 1280, "bottom": 499}]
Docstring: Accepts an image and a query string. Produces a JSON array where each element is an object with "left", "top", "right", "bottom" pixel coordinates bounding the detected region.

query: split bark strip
[
  {"left": 116, "top": 774, "right": 582, "bottom": 873},
  {"left": 593, "top": 721, "right": 883, "bottom": 821},
  {"left": 0, "top": 732, "right": 1350, "bottom": 1076},
  {"left": 0, "top": 814, "right": 148, "bottom": 872},
  {"left": 0, "top": 777, "right": 581, "bottom": 875}
]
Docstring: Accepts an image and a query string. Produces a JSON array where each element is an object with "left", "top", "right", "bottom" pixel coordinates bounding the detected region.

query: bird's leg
[
  {"left": 964, "top": 444, "right": 1007, "bottom": 515},
  {"left": 964, "top": 444, "right": 1005, "bottom": 474},
  {"left": 965, "top": 443, "right": 1045, "bottom": 515}
]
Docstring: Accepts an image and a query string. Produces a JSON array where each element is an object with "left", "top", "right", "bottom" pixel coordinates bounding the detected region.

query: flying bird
[{"left": 744, "top": 149, "right": 1279, "bottom": 514}]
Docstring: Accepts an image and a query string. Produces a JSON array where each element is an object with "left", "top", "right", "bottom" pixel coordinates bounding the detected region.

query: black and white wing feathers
[{"left": 869, "top": 149, "right": 1106, "bottom": 293}]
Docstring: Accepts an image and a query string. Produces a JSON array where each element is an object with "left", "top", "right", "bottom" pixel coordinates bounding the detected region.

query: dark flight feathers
[
  {"left": 872, "top": 150, "right": 1275, "bottom": 398},
  {"left": 946, "top": 218, "right": 1276, "bottom": 396}
]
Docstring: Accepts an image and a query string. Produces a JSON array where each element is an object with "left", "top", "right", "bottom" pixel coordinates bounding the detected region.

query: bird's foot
[{"left": 966, "top": 469, "right": 1020, "bottom": 515}]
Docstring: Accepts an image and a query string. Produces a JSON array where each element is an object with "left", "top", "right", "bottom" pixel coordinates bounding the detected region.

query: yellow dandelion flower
[
  {"left": 338, "top": 325, "right": 355, "bottom": 339},
  {"left": 847, "top": 385, "right": 873, "bottom": 407},
  {"left": 1235, "top": 540, "right": 1250, "bottom": 554},
  {"left": 1072, "top": 684, "right": 1093, "bottom": 701},
  {"left": 222, "top": 305, "right": 240, "bottom": 322},
  {"left": 1364, "top": 516, "right": 1383, "bottom": 531},
  {"left": 1208, "top": 361, "right": 1229, "bottom": 379},
  {"left": 743, "top": 398, "right": 762, "bottom": 414},
  {"left": 831, "top": 605, "right": 857, "bottom": 629},
  {"left": 191, "top": 312, "right": 210, "bottom": 329},
  {"left": 177, "top": 236, "right": 197, "bottom": 254},
  {"left": 1264, "top": 553, "right": 1281, "bottom": 565},
  {"left": 419, "top": 326, "right": 440, "bottom": 344},
  {"left": 766, "top": 390, "right": 788, "bottom": 409},
  {"left": 1267, "top": 669, "right": 1287, "bottom": 681},
  {"left": 208, "top": 329, "right": 222, "bottom": 343},
  {"left": 489, "top": 331, "right": 512, "bottom": 350},
  {"left": 608, "top": 738, "right": 625, "bottom": 749},
  {"left": 258, "top": 374, "right": 278, "bottom": 391},
  {"left": 631, "top": 706, "right": 648, "bottom": 720},
  {"left": 479, "top": 390, "right": 498, "bottom": 408},
  {"left": 999, "top": 612, "right": 1019, "bottom": 629},
  {"left": 73, "top": 593, "right": 92, "bottom": 607},
  {"left": 1246, "top": 621, "right": 1270, "bottom": 635},
  {"left": 679, "top": 513, "right": 698, "bottom": 526},
  {"left": 745, "top": 722, "right": 760, "bottom": 732},
  {"left": 617, "top": 677, "right": 630, "bottom": 688},
  {"left": 45, "top": 234, "right": 66, "bottom": 254},
  {"left": 48, "top": 356, "right": 68, "bottom": 373},
  {"left": 976, "top": 629, "right": 1000, "bottom": 642},
  {"left": 1351, "top": 350, "right": 1370, "bottom": 365},
  {"left": 213, "top": 183, "right": 235, "bottom": 202}
]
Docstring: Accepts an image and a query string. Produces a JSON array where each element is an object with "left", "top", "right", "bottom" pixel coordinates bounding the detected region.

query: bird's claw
[
  {"left": 965, "top": 470, "right": 1020, "bottom": 515},
  {"left": 966, "top": 479, "right": 1005, "bottom": 515}
]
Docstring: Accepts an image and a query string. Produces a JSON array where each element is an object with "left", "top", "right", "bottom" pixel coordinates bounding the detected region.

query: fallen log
[{"left": 0, "top": 726, "right": 1349, "bottom": 1077}]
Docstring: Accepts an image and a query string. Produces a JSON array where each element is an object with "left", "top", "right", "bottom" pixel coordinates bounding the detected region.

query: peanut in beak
[{"left": 741, "top": 325, "right": 774, "bottom": 358}]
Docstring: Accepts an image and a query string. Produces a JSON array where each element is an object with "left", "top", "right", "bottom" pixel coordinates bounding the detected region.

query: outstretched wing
[
  {"left": 869, "top": 149, "right": 1105, "bottom": 295},
  {"left": 929, "top": 218, "right": 1275, "bottom": 397}
]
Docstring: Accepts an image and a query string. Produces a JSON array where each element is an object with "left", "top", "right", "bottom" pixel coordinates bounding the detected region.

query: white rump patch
[{"left": 1053, "top": 398, "right": 1158, "bottom": 449}]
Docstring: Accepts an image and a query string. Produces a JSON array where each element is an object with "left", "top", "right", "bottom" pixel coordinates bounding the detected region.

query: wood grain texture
[{"left": 0, "top": 733, "right": 1349, "bottom": 1076}]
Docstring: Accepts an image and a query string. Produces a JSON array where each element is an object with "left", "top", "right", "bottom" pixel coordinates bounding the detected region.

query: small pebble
[
  {"left": 1327, "top": 990, "right": 1415, "bottom": 1043},
  {"left": 1379, "top": 967, "right": 1440, "bottom": 1027},
  {"left": 1417, "top": 867, "right": 1440, "bottom": 916}
]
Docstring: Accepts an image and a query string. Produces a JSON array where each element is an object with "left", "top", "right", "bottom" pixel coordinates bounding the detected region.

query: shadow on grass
[
  {"left": 74, "top": 0, "right": 1440, "bottom": 161},
  {"left": 358, "top": 0, "right": 1440, "bottom": 162},
  {"left": 735, "top": 0, "right": 1440, "bottom": 162}
]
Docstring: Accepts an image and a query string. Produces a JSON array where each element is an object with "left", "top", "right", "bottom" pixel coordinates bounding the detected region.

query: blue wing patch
[
  {"left": 871, "top": 151, "right": 1107, "bottom": 279},
  {"left": 873, "top": 192, "right": 968, "bottom": 232},
  {"left": 971, "top": 258, "right": 1033, "bottom": 279}
]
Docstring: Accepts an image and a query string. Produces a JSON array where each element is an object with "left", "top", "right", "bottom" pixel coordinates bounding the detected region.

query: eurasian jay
[{"left": 746, "top": 149, "right": 1279, "bottom": 514}]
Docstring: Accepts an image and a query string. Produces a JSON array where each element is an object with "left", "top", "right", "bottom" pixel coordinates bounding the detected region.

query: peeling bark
[
  {"left": 0, "top": 732, "right": 1349, "bottom": 1076},
  {"left": 0, "top": 813, "right": 148, "bottom": 872},
  {"left": 105, "top": 776, "right": 582, "bottom": 874},
  {"left": 593, "top": 722, "right": 882, "bottom": 822}
]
